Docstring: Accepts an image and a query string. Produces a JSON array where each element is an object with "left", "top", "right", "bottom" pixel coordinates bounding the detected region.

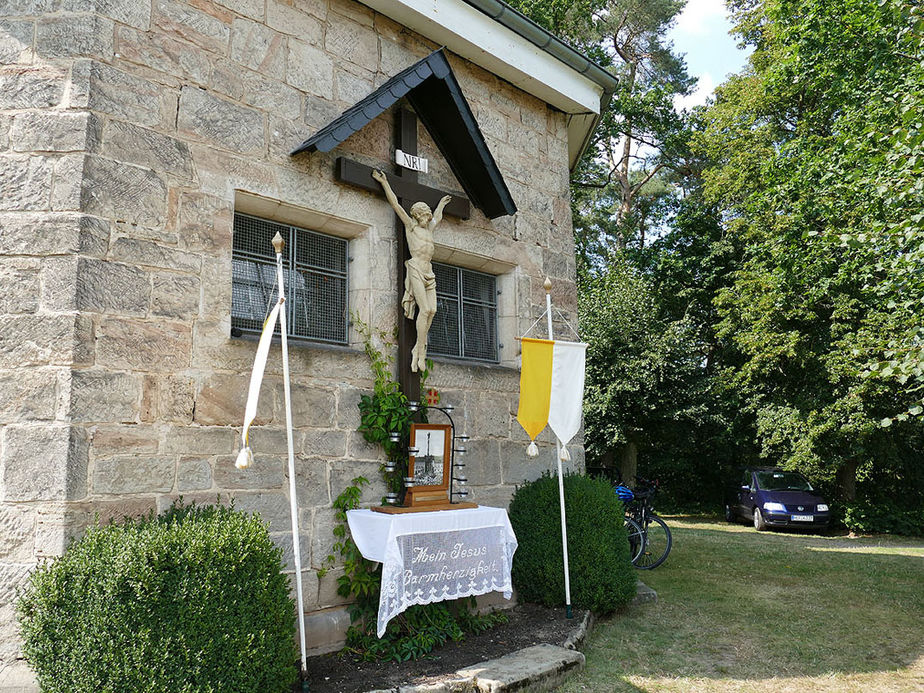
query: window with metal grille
[
  {"left": 428, "top": 262, "right": 498, "bottom": 363},
  {"left": 231, "top": 213, "right": 348, "bottom": 345}
]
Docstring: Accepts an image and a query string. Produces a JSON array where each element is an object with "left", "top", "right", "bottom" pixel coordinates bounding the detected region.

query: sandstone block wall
[{"left": 0, "top": 0, "right": 584, "bottom": 670}]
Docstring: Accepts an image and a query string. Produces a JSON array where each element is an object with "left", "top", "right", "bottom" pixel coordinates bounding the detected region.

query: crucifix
[{"left": 335, "top": 108, "right": 471, "bottom": 401}]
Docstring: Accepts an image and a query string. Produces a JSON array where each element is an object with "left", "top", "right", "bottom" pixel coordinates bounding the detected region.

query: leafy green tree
[
  {"left": 837, "top": 2, "right": 924, "bottom": 419},
  {"left": 510, "top": 0, "right": 748, "bottom": 494},
  {"left": 579, "top": 253, "right": 712, "bottom": 485},
  {"left": 593, "top": 185, "right": 757, "bottom": 506},
  {"left": 508, "top": 0, "right": 694, "bottom": 268},
  {"left": 697, "top": 0, "right": 924, "bottom": 501},
  {"left": 513, "top": 0, "right": 924, "bottom": 521}
]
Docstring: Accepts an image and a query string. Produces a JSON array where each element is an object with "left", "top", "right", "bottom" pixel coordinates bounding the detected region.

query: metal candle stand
[
  {"left": 383, "top": 431, "right": 404, "bottom": 505},
  {"left": 384, "top": 401, "right": 471, "bottom": 505}
]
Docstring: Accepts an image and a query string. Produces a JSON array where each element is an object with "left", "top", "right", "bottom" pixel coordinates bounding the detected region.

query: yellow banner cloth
[{"left": 516, "top": 338, "right": 554, "bottom": 441}]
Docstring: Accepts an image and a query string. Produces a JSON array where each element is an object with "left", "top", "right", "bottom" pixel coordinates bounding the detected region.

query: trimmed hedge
[
  {"left": 508, "top": 472, "right": 636, "bottom": 614},
  {"left": 17, "top": 502, "right": 297, "bottom": 693}
]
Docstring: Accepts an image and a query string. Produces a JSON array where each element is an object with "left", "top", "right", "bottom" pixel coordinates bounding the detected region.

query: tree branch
[
  {"left": 572, "top": 166, "right": 619, "bottom": 189},
  {"left": 630, "top": 163, "right": 666, "bottom": 193}
]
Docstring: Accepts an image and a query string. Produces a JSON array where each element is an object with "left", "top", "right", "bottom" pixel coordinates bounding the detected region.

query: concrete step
[
  {"left": 457, "top": 643, "right": 585, "bottom": 692},
  {"left": 369, "top": 643, "right": 584, "bottom": 693}
]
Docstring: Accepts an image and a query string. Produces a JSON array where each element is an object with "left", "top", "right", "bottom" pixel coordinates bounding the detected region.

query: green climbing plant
[
  {"left": 318, "top": 475, "right": 373, "bottom": 590},
  {"left": 354, "top": 317, "right": 425, "bottom": 500}
]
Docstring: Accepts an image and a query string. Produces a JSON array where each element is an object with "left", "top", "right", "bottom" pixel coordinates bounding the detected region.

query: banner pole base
[{"left": 566, "top": 604, "right": 573, "bottom": 619}]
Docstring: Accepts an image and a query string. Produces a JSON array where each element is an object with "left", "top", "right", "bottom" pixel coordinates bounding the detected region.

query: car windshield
[{"left": 756, "top": 471, "right": 813, "bottom": 491}]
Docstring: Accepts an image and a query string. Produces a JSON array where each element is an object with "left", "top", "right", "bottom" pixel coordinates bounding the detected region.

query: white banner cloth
[
  {"left": 346, "top": 506, "right": 518, "bottom": 637},
  {"left": 547, "top": 341, "right": 587, "bottom": 450}
]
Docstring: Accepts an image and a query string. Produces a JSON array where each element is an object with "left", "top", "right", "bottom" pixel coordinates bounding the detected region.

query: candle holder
[
  {"left": 372, "top": 400, "right": 477, "bottom": 513},
  {"left": 425, "top": 403, "right": 476, "bottom": 505}
]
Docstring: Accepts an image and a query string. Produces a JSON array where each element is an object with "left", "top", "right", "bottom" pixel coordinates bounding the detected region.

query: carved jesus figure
[{"left": 372, "top": 169, "right": 451, "bottom": 373}]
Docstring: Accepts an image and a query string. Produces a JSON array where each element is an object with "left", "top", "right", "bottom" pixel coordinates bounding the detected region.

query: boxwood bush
[
  {"left": 17, "top": 502, "right": 297, "bottom": 693},
  {"left": 509, "top": 472, "right": 636, "bottom": 614}
]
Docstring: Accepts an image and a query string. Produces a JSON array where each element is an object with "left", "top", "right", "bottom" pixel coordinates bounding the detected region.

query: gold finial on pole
[
  {"left": 544, "top": 277, "right": 552, "bottom": 294},
  {"left": 272, "top": 231, "right": 285, "bottom": 254}
]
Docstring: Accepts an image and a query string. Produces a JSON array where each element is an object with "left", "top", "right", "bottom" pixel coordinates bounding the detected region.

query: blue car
[{"left": 726, "top": 468, "right": 830, "bottom": 531}]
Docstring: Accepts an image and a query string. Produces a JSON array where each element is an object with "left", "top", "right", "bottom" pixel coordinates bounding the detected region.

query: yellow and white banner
[
  {"left": 234, "top": 298, "right": 284, "bottom": 469},
  {"left": 516, "top": 338, "right": 587, "bottom": 460}
]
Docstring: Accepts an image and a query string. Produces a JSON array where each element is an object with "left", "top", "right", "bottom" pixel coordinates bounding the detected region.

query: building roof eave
[
  {"left": 357, "top": 0, "right": 617, "bottom": 170},
  {"left": 460, "top": 0, "right": 617, "bottom": 99}
]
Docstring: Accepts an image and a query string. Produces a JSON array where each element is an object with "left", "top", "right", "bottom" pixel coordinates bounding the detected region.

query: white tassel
[
  {"left": 235, "top": 446, "right": 254, "bottom": 469},
  {"left": 527, "top": 441, "right": 539, "bottom": 458},
  {"left": 560, "top": 445, "right": 570, "bottom": 462}
]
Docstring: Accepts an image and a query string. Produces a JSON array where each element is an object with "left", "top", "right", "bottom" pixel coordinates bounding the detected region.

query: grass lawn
[{"left": 560, "top": 516, "right": 924, "bottom": 692}]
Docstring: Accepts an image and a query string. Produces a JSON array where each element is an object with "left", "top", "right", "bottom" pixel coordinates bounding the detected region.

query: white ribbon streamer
[{"left": 235, "top": 298, "right": 283, "bottom": 468}]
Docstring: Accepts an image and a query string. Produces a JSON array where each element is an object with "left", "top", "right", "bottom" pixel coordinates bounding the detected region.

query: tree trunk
[
  {"left": 614, "top": 60, "right": 637, "bottom": 239},
  {"left": 835, "top": 460, "right": 858, "bottom": 502},
  {"left": 619, "top": 440, "right": 638, "bottom": 488}
]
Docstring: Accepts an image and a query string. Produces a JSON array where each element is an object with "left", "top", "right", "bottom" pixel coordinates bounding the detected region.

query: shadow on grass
[{"left": 575, "top": 517, "right": 924, "bottom": 688}]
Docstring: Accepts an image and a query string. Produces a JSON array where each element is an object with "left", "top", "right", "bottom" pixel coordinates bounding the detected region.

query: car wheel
[
  {"left": 724, "top": 504, "right": 735, "bottom": 523},
  {"left": 753, "top": 507, "right": 767, "bottom": 531}
]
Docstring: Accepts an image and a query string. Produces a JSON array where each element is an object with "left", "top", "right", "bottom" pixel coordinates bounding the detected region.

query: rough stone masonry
[{"left": 0, "top": 0, "right": 587, "bottom": 675}]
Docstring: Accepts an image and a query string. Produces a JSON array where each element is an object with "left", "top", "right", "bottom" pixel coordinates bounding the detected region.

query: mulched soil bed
[{"left": 303, "top": 603, "right": 585, "bottom": 693}]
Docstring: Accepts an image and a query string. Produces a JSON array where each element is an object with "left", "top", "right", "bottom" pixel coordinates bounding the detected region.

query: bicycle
[
  {"left": 614, "top": 484, "right": 645, "bottom": 564},
  {"left": 623, "top": 514, "right": 645, "bottom": 564},
  {"left": 615, "top": 478, "right": 672, "bottom": 570}
]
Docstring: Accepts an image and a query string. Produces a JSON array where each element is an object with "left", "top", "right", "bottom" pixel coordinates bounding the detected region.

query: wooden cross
[{"left": 336, "top": 108, "right": 471, "bottom": 401}]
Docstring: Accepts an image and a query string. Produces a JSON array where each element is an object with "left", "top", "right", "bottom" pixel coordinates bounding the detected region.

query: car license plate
[{"left": 791, "top": 514, "right": 813, "bottom": 522}]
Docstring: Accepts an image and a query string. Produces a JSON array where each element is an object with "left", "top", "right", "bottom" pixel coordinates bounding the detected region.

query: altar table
[{"left": 346, "top": 506, "right": 518, "bottom": 637}]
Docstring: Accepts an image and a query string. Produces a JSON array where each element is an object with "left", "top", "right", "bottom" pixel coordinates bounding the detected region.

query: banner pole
[
  {"left": 273, "top": 233, "right": 308, "bottom": 672},
  {"left": 545, "top": 278, "right": 573, "bottom": 619}
]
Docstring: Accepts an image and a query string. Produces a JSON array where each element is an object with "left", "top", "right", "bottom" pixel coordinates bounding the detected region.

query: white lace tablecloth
[{"left": 346, "top": 506, "right": 518, "bottom": 637}]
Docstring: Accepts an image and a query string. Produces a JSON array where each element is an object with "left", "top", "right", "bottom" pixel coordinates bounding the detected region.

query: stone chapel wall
[{"left": 0, "top": 0, "right": 583, "bottom": 665}]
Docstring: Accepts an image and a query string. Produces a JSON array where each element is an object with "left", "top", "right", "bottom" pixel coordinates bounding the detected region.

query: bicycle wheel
[
  {"left": 635, "top": 514, "right": 672, "bottom": 570},
  {"left": 624, "top": 516, "right": 644, "bottom": 565}
]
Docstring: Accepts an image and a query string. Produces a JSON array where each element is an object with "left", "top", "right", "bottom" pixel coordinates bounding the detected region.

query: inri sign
[{"left": 396, "top": 149, "right": 428, "bottom": 173}]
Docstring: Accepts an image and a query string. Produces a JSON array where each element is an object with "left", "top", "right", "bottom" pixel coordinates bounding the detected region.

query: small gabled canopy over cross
[{"left": 290, "top": 48, "right": 517, "bottom": 220}]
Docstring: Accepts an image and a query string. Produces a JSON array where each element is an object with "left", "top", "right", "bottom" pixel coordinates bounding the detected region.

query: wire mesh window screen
[
  {"left": 231, "top": 213, "right": 348, "bottom": 345},
  {"left": 429, "top": 262, "right": 497, "bottom": 363},
  {"left": 430, "top": 295, "right": 461, "bottom": 358},
  {"left": 462, "top": 303, "right": 497, "bottom": 361}
]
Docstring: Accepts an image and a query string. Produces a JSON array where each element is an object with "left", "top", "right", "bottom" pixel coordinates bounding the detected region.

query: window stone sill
[
  {"left": 231, "top": 330, "right": 516, "bottom": 371},
  {"left": 429, "top": 354, "right": 517, "bottom": 373},
  {"left": 230, "top": 329, "right": 364, "bottom": 357}
]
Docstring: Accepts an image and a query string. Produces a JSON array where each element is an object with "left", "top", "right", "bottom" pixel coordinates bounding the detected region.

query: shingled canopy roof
[{"left": 290, "top": 48, "right": 516, "bottom": 219}]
